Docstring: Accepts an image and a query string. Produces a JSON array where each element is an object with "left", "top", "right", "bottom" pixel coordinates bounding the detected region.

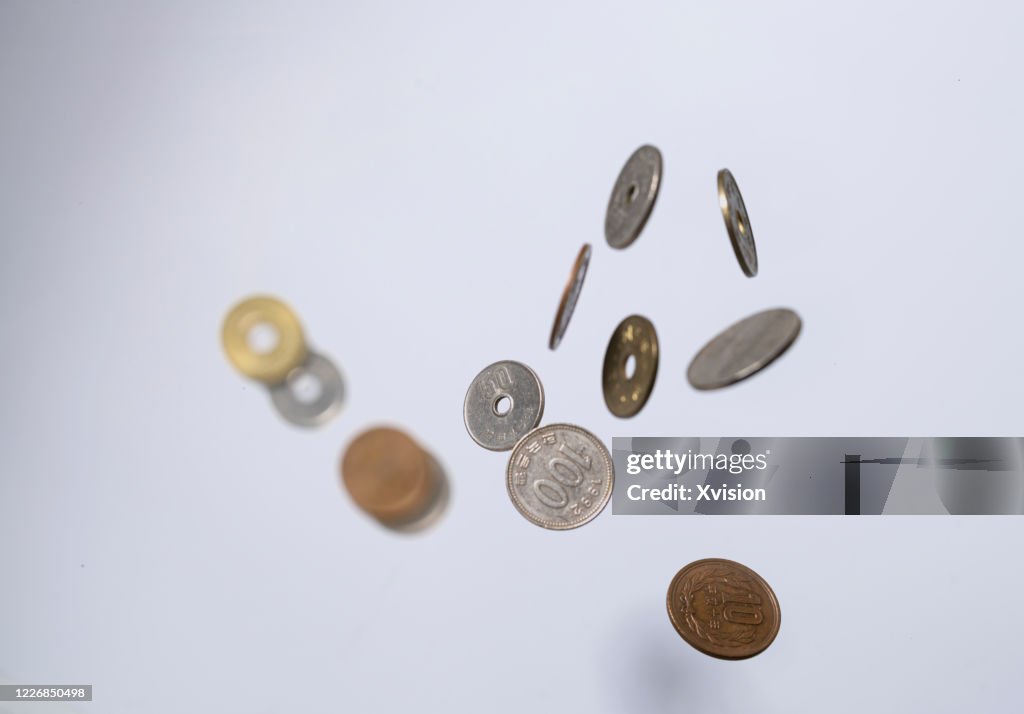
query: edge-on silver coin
[
  {"left": 464, "top": 360, "right": 545, "bottom": 451},
  {"left": 549, "top": 244, "right": 591, "bottom": 350},
  {"left": 506, "top": 423, "right": 614, "bottom": 530},
  {"left": 605, "top": 145, "right": 662, "bottom": 249},
  {"left": 718, "top": 168, "right": 758, "bottom": 277},
  {"left": 687, "top": 308, "right": 801, "bottom": 390},
  {"left": 269, "top": 350, "right": 344, "bottom": 427}
]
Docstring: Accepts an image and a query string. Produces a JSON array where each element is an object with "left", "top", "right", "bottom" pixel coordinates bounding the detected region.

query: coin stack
[{"left": 221, "top": 295, "right": 344, "bottom": 427}]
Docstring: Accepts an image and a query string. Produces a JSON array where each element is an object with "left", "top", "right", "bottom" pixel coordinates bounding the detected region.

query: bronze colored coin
[
  {"left": 717, "top": 169, "right": 758, "bottom": 277},
  {"left": 667, "top": 558, "right": 781, "bottom": 660},
  {"left": 602, "top": 315, "right": 658, "bottom": 418},
  {"left": 221, "top": 295, "right": 307, "bottom": 384},
  {"left": 341, "top": 427, "right": 438, "bottom": 527},
  {"left": 549, "top": 243, "right": 592, "bottom": 350}
]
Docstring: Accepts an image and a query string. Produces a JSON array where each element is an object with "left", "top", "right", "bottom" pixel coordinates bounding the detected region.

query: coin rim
[
  {"left": 505, "top": 423, "right": 614, "bottom": 530},
  {"left": 686, "top": 308, "right": 801, "bottom": 390},
  {"left": 605, "top": 145, "right": 663, "bottom": 249},
  {"left": 666, "top": 557, "right": 781, "bottom": 660},
  {"left": 463, "top": 360, "right": 546, "bottom": 451},
  {"left": 602, "top": 315, "right": 659, "bottom": 418},
  {"left": 717, "top": 169, "right": 758, "bottom": 277},
  {"left": 222, "top": 295, "right": 308, "bottom": 384},
  {"left": 548, "top": 243, "right": 592, "bottom": 350}
]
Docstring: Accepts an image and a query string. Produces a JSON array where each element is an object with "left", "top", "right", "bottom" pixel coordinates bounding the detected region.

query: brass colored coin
[
  {"left": 667, "top": 558, "right": 781, "bottom": 660},
  {"left": 602, "top": 315, "right": 658, "bottom": 418},
  {"left": 222, "top": 295, "right": 307, "bottom": 384},
  {"left": 718, "top": 169, "right": 758, "bottom": 277},
  {"left": 549, "top": 244, "right": 591, "bottom": 350},
  {"left": 341, "top": 427, "right": 438, "bottom": 527}
]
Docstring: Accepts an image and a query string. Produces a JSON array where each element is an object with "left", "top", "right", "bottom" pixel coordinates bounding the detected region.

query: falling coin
[
  {"left": 717, "top": 169, "right": 758, "bottom": 277},
  {"left": 549, "top": 244, "right": 591, "bottom": 350},
  {"left": 464, "top": 360, "right": 544, "bottom": 451},
  {"left": 667, "top": 558, "right": 781, "bottom": 660},
  {"left": 221, "top": 295, "right": 307, "bottom": 384},
  {"left": 602, "top": 315, "right": 658, "bottom": 418},
  {"left": 506, "top": 423, "right": 614, "bottom": 530},
  {"left": 269, "top": 350, "right": 344, "bottom": 427},
  {"left": 687, "top": 308, "right": 801, "bottom": 390},
  {"left": 341, "top": 427, "right": 443, "bottom": 530},
  {"left": 605, "top": 145, "right": 662, "bottom": 249}
]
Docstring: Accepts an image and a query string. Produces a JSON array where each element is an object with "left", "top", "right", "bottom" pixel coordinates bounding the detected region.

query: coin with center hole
[
  {"left": 602, "top": 315, "right": 659, "bottom": 418},
  {"left": 341, "top": 427, "right": 440, "bottom": 527},
  {"left": 464, "top": 360, "right": 545, "bottom": 451},
  {"left": 687, "top": 308, "right": 801, "bottom": 390},
  {"left": 222, "top": 295, "right": 307, "bottom": 384},
  {"left": 605, "top": 145, "right": 662, "bottom": 249},
  {"left": 269, "top": 350, "right": 344, "bottom": 427},
  {"left": 718, "top": 169, "right": 758, "bottom": 277},
  {"left": 667, "top": 558, "right": 781, "bottom": 660},
  {"left": 549, "top": 244, "right": 591, "bottom": 350},
  {"left": 506, "top": 423, "right": 614, "bottom": 530}
]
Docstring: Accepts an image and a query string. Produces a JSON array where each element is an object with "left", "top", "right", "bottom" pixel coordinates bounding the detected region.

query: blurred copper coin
[
  {"left": 667, "top": 558, "right": 781, "bottom": 660},
  {"left": 549, "top": 243, "right": 591, "bottom": 350},
  {"left": 602, "top": 315, "right": 658, "bottom": 418},
  {"left": 341, "top": 427, "right": 439, "bottom": 527}
]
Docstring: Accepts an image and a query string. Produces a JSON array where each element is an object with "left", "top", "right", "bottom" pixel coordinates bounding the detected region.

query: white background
[{"left": 2, "top": 2, "right": 1023, "bottom": 712}]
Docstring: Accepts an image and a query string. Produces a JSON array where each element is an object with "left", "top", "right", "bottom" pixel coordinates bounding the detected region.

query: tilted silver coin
[
  {"left": 464, "top": 360, "right": 545, "bottom": 451},
  {"left": 506, "top": 423, "right": 614, "bottom": 530},
  {"left": 549, "top": 243, "right": 591, "bottom": 350},
  {"left": 605, "top": 145, "right": 662, "bottom": 249},
  {"left": 269, "top": 350, "right": 344, "bottom": 427},
  {"left": 718, "top": 168, "right": 758, "bottom": 276},
  {"left": 687, "top": 308, "right": 801, "bottom": 390}
]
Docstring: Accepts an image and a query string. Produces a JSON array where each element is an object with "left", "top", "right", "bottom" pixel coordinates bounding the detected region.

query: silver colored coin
[
  {"left": 687, "top": 308, "right": 801, "bottom": 390},
  {"left": 506, "top": 423, "right": 614, "bottom": 530},
  {"left": 464, "top": 360, "right": 545, "bottom": 451},
  {"left": 269, "top": 350, "right": 344, "bottom": 427},
  {"left": 718, "top": 168, "right": 758, "bottom": 277},
  {"left": 605, "top": 145, "right": 662, "bottom": 249},
  {"left": 549, "top": 244, "right": 591, "bottom": 350}
]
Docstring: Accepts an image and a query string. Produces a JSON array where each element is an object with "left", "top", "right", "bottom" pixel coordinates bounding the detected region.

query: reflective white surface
[{"left": 2, "top": 1, "right": 1022, "bottom": 712}]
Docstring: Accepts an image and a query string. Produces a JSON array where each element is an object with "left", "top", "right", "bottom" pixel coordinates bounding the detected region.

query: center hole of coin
[
  {"left": 626, "top": 183, "right": 639, "bottom": 204},
  {"left": 247, "top": 321, "right": 279, "bottom": 354},
  {"left": 623, "top": 354, "right": 637, "bottom": 380},
  {"left": 493, "top": 395, "right": 512, "bottom": 417},
  {"left": 736, "top": 212, "right": 747, "bottom": 235},
  {"left": 289, "top": 371, "right": 323, "bottom": 404}
]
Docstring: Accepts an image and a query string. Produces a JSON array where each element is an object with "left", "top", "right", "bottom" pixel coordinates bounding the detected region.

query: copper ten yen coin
[
  {"left": 667, "top": 558, "right": 781, "bottom": 660},
  {"left": 341, "top": 427, "right": 438, "bottom": 528}
]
